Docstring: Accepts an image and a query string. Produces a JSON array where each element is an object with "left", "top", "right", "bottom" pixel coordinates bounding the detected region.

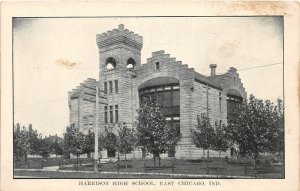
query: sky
[{"left": 13, "top": 17, "right": 283, "bottom": 137}]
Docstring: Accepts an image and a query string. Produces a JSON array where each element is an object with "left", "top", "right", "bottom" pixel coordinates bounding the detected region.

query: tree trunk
[
  {"left": 125, "top": 153, "right": 128, "bottom": 169},
  {"left": 253, "top": 157, "right": 256, "bottom": 177},
  {"left": 206, "top": 158, "right": 209, "bottom": 174},
  {"left": 153, "top": 154, "right": 156, "bottom": 169},
  {"left": 158, "top": 155, "right": 161, "bottom": 167},
  {"left": 25, "top": 152, "right": 28, "bottom": 163},
  {"left": 219, "top": 151, "right": 221, "bottom": 158},
  {"left": 25, "top": 152, "right": 28, "bottom": 170},
  {"left": 76, "top": 154, "right": 79, "bottom": 170},
  {"left": 254, "top": 154, "right": 258, "bottom": 177},
  {"left": 207, "top": 149, "right": 210, "bottom": 159},
  {"left": 117, "top": 153, "right": 120, "bottom": 172},
  {"left": 202, "top": 149, "right": 205, "bottom": 163}
]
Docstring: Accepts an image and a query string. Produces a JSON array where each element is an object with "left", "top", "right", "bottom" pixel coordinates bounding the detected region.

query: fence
[
  {"left": 14, "top": 157, "right": 284, "bottom": 178},
  {"left": 99, "top": 160, "right": 283, "bottom": 178}
]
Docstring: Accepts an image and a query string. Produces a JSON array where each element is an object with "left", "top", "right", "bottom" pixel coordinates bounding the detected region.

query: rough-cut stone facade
[{"left": 68, "top": 24, "right": 247, "bottom": 159}]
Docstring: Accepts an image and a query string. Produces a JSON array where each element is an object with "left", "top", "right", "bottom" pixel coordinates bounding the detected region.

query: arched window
[
  {"left": 105, "top": 57, "right": 116, "bottom": 70},
  {"left": 127, "top": 58, "right": 136, "bottom": 69},
  {"left": 139, "top": 77, "right": 180, "bottom": 137}
]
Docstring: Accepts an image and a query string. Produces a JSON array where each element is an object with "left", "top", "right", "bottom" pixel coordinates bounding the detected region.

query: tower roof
[{"left": 96, "top": 24, "right": 143, "bottom": 50}]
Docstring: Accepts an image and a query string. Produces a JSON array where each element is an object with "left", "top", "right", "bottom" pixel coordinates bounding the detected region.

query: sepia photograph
[
  {"left": 12, "top": 16, "right": 284, "bottom": 179},
  {"left": 1, "top": 1, "right": 299, "bottom": 191}
]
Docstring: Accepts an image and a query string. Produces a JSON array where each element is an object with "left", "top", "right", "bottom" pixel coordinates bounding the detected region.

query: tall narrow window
[
  {"left": 219, "top": 92, "right": 222, "bottom": 112},
  {"left": 109, "top": 81, "right": 113, "bottom": 93},
  {"left": 155, "top": 62, "right": 160, "bottom": 70},
  {"left": 104, "top": 82, "right": 107, "bottom": 94},
  {"left": 115, "top": 105, "right": 119, "bottom": 123},
  {"left": 114, "top": 80, "right": 118, "bottom": 94},
  {"left": 104, "top": 106, "right": 108, "bottom": 124},
  {"left": 110, "top": 106, "right": 113, "bottom": 123}
]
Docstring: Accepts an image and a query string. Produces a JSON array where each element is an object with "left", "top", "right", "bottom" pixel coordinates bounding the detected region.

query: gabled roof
[{"left": 193, "top": 71, "right": 222, "bottom": 90}]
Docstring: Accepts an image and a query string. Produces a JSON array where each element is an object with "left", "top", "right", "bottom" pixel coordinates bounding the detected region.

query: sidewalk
[{"left": 42, "top": 159, "right": 115, "bottom": 171}]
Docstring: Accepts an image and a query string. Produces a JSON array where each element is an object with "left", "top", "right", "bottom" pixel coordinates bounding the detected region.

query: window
[
  {"left": 105, "top": 57, "right": 116, "bottom": 70},
  {"left": 139, "top": 83, "right": 180, "bottom": 142},
  {"left": 104, "top": 82, "right": 107, "bottom": 94},
  {"left": 173, "top": 121, "right": 180, "bottom": 134},
  {"left": 109, "top": 81, "right": 113, "bottom": 93},
  {"left": 168, "top": 147, "right": 175, "bottom": 157},
  {"left": 157, "top": 87, "right": 163, "bottom": 91},
  {"left": 164, "top": 91, "right": 172, "bottom": 99},
  {"left": 173, "top": 85, "right": 179, "bottom": 90},
  {"left": 230, "top": 148, "right": 234, "bottom": 156},
  {"left": 127, "top": 64, "right": 134, "bottom": 69},
  {"left": 107, "top": 149, "right": 116, "bottom": 158},
  {"left": 164, "top": 99, "right": 172, "bottom": 107},
  {"left": 227, "top": 94, "right": 243, "bottom": 121},
  {"left": 142, "top": 148, "right": 146, "bottom": 158},
  {"left": 155, "top": 62, "right": 160, "bottom": 70},
  {"left": 114, "top": 80, "right": 118, "bottom": 93},
  {"left": 127, "top": 58, "right": 136, "bottom": 69},
  {"left": 110, "top": 106, "right": 113, "bottom": 123},
  {"left": 88, "top": 115, "right": 94, "bottom": 125},
  {"left": 82, "top": 116, "right": 88, "bottom": 126},
  {"left": 104, "top": 106, "right": 108, "bottom": 124},
  {"left": 165, "top": 86, "right": 171, "bottom": 90},
  {"left": 115, "top": 105, "right": 119, "bottom": 123},
  {"left": 173, "top": 91, "right": 180, "bottom": 106},
  {"left": 219, "top": 92, "right": 222, "bottom": 112},
  {"left": 107, "top": 63, "right": 114, "bottom": 70},
  {"left": 163, "top": 91, "right": 172, "bottom": 107}
]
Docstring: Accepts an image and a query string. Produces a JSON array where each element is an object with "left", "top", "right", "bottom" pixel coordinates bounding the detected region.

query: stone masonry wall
[
  {"left": 210, "top": 67, "right": 247, "bottom": 102},
  {"left": 68, "top": 79, "right": 104, "bottom": 135},
  {"left": 68, "top": 25, "right": 246, "bottom": 159},
  {"left": 136, "top": 50, "right": 197, "bottom": 159}
]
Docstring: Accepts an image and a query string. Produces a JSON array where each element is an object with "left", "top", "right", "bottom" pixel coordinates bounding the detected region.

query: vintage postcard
[{"left": 1, "top": 1, "right": 299, "bottom": 191}]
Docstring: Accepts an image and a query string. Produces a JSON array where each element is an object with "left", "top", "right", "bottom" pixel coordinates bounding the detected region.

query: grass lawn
[
  {"left": 14, "top": 169, "right": 176, "bottom": 178},
  {"left": 58, "top": 157, "right": 284, "bottom": 178},
  {"left": 14, "top": 157, "right": 92, "bottom": 169},
  {"left": 14, "top": 156, "right": 284, "bottom": 179}
]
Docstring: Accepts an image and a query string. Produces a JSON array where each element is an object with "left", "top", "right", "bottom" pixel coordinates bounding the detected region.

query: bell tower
[
  {"left": 96, "top": 24, "right": 143, "bottom": 74},
  {"left": 96, "top": 24, "right": 143, "bottom": 129}
]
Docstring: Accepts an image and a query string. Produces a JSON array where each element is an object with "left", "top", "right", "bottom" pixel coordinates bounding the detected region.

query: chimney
[
  {"left": 209, "top": 64, "right": 217, "bottom": 76},
  {"left": 118, "top": 24, "right": 124, "bottom": 30}
]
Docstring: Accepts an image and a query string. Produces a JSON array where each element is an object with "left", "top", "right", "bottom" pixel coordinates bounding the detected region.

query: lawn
[
  {"left": 58, "top": 157, "right": 284, "bottom": 178},
  {"left": 14, "top": 157, "right": 284, "bottom": 178},
  {"left": 14, "top": 170, "right": 176, "bottom": 178},
  {"left": 14, "top": 157, "right": 92, "bottom": 169}
]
